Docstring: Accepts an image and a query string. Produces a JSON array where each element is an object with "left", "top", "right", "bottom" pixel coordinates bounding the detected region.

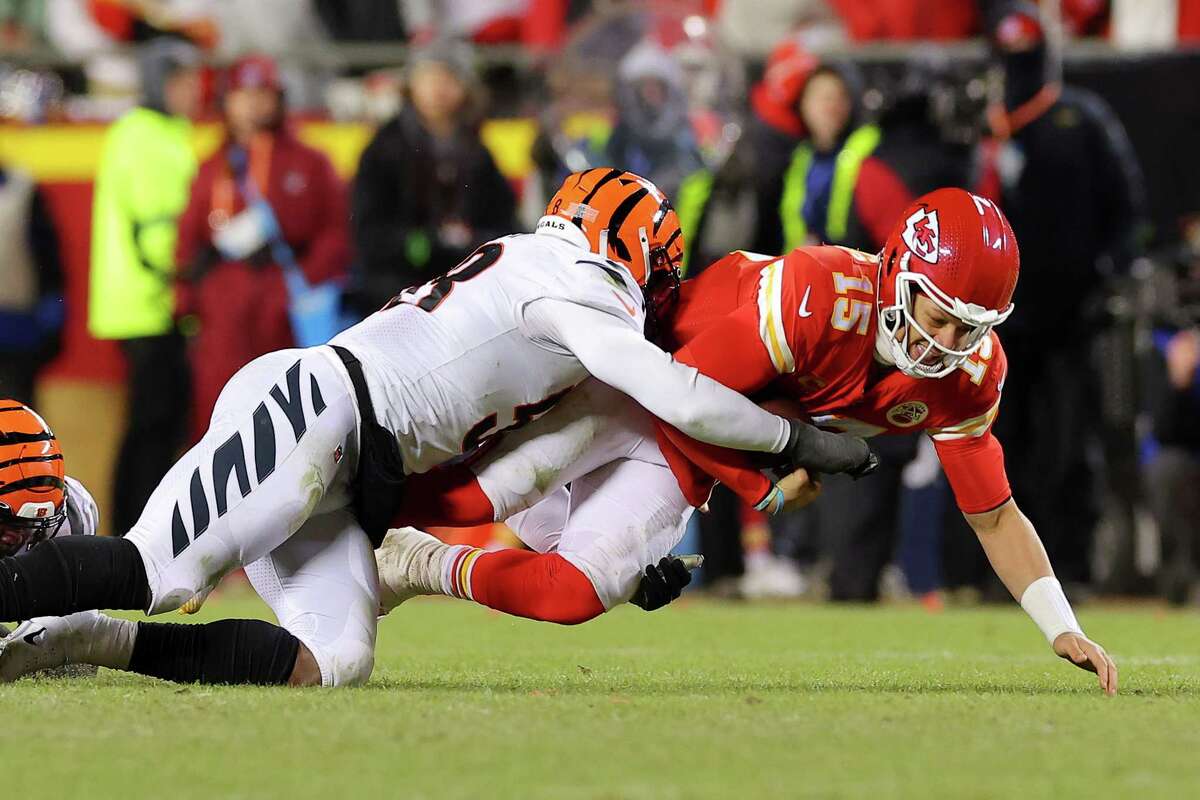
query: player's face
[
  {"left": 0, "top": 521, "right": 31, "bottom": 557},
  {"left": 906, "top": 293, "right": 974, "bottom": 367}
]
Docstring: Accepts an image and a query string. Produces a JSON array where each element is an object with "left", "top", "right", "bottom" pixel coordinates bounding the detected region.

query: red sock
[{"left": 461, "top": 549, "right": 604, "bottom": 625}]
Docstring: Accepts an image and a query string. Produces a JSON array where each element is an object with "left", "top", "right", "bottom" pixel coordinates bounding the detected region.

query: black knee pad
[
  {"left": 0, "top": 535, "right": 149, "bottom": 621},
  {"left": 129, "top": 619, "right": 301, "bottom": 686}
]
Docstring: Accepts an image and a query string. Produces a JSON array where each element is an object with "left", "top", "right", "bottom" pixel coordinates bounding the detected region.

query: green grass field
[{"left": 3, "top": 588, "right": 1197, "bottom": 799}]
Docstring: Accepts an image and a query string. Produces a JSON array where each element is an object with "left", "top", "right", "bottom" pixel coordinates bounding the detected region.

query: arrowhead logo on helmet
[{"left": 902, "top": 207, "right": 940, "bottom": 264}]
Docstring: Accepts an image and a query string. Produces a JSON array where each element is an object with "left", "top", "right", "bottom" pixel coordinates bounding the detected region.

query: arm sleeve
[
  {"left": 934, "top": 431, "right": 1012, "bottom": 515},
  {"left": 524, "top": 298, "right": 789, "bottom": 453},
  {"left": 672, "top": 300, "right": 781, "bottom": 394},
  {"left": 655, "top": 421, "right": 774, "bottom": 508}
]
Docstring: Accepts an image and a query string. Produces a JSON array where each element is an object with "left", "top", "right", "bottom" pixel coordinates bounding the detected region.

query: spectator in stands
[
  {"left": 0, "top": 165, "right": 64, "bottom": 405},
  {"left": 978, "top": 2, "right": 1147, "bottom": 589},
  {"left": 605, "top": 40, "right": 712, "bottom": 273},
  {"left": 752, "top": 60, "right": 911, "bottom": 257},
  {"left": 350, "top": 39, "right": 515, "bottom": 314},
  {"left": 1145, "top": 246, "right": 1200, "bottom": 605},
  {"left": 89, "top": 38, "right": 200, "bottom": 535},
  {"left": 175, "top": 55, "right": 350, "bottom": 438}
]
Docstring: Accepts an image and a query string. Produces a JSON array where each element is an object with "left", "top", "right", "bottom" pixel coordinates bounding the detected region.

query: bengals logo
[
  {"left": 886, "top": 401, "right": 929, "bottom": 428},
  {"left": 902, "top": 207, "right": 940, "bottom": 264}
]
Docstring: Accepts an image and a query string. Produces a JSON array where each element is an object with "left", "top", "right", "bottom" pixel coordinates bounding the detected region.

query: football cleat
[
  {"left": 0, "top": 616, "right": 76, "bottom": 682},
  {"left": 375, "top": 527, "right": 450, "bottom": 615}
]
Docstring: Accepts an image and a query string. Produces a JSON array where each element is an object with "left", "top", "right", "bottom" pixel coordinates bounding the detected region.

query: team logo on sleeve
[
  {"left": 902, "top": 207, "right": 940, "bottom": 264},
  {"left": 886, "top": 401, "right": 929, "bottom": 427}
]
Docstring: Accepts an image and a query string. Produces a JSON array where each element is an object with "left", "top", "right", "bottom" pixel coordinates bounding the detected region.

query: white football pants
[
  {"left": 125, "top": 347, "right": 378, "bottom": 686},
  {"left": 476, "top": 379, "right": 696, "bottom": 608}
]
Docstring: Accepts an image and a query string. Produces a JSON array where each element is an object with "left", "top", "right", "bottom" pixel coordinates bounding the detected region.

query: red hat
[
  {"left": 226, "top": 54, "right": 281, "bottom": 93},
  {"left": 749, "top": 37, "right": 817, "bottom": 139}
]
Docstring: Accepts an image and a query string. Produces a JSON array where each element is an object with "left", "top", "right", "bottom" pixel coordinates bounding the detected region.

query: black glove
[
  {"left": 783, "top": 418, "right": 877, "bottom": 478},
  {"left": 630, "top": 556, "right": 694, "bottom": 611}
]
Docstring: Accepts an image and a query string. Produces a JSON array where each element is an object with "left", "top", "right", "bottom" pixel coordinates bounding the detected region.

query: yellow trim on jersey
[
  {"left": 929, "top": 398, "right": 1001, "bottom": 442},
  {"left": 756, "top": 259, "right": 795, "bottom": 374}
]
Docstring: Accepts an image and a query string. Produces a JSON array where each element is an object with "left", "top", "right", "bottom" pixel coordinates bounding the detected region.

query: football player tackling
[
  {"left": 0, "top": 169, "right": 871, "bottom": 687},
  {"left": 379, "top": 188, "right": 1117, "bottom": 695}
]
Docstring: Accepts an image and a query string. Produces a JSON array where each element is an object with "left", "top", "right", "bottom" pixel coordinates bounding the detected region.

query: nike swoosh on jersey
[
  {"left": 23, "top": 627, "right": 47, "bottom": 646},
  {"left": 611, "top": 290, "right": 637, "bottom": 317},
  {"left": 797, "top": 285, "right": 813, "bottom": 318}
]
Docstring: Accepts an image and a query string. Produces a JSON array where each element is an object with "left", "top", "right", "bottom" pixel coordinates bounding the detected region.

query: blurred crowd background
[{"left": 3, "top": 0, "right": 1200, "bottom": 608}]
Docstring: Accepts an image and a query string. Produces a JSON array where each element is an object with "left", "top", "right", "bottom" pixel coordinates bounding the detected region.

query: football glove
[
  {"left": 630, "top": 555, "right": 703, "bottom": 611},
  {"left": 783, "top": 418, "right": 877, "bottom": 479}
]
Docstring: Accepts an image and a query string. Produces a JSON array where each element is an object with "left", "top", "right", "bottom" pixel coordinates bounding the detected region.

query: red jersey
[{"left": 657, "top": 246, "right": 1012, "bottom": 515}]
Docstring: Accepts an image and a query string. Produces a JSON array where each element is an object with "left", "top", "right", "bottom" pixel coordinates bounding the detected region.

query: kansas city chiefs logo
[{"left": 902, "top": 207, "right": 940, "bottom": 264}]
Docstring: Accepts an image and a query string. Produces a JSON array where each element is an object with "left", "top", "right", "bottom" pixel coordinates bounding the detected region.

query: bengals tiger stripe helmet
[
  {"left": 544, "top": 167, "right": 685, "bottom": 303},
  {"left": 0, "top": 400, "right": 68, "bottom": 557}
]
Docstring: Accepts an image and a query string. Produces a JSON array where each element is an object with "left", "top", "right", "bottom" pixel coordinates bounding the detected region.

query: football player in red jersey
[{"left": 378, "top": 187, "right": 1117, "bottom": 695}]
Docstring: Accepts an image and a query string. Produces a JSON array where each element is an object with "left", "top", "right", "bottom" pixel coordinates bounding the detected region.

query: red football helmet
[
  {"left": 876, "top": 188, "right": 1019, "bottom": 378},
  {"left": 0, "top": 400, "right": 67, "bottom": 557}
]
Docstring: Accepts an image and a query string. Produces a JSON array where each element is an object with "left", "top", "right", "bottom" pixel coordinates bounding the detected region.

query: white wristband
[{"left": 1019, "top": 576, "right": 1083, "bottom": 644}]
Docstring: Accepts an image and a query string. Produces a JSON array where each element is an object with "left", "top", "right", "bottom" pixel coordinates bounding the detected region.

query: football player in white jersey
[
  {"left": 0, "top": 401, "right": 110, "bottom": 679},
  {"left": 0, "top": 169, "right": 873, "bottom": 688}
]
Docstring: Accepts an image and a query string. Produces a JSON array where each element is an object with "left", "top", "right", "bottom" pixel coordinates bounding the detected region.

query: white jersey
[
  {"left": 62, "top": 476, "right": 99, "bottom": 538},
  {"left": 333, "top": 224, "right": 648, "bottom": 474}
]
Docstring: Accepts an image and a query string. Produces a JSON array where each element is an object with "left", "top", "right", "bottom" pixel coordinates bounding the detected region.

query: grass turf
[{"left": 3, "top": 589, "right": 1197, "bottom": 799}]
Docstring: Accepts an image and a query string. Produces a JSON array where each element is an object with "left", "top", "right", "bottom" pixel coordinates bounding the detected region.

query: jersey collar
[{"left": 535, "top": 214, "right": 593, "bottom": 252}]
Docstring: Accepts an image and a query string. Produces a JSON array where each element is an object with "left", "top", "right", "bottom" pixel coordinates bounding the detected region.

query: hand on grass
[{"left": 1053, "top": 632, "right": 1118, "bottom": 696}]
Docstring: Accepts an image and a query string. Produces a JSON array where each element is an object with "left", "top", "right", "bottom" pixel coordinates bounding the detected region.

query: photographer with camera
[{"left": 1145, "top": 241, "right": 1200, "bottom": 606}]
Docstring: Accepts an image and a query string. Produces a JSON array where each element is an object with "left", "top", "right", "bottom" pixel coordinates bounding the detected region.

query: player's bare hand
[
  {"left": 1053, "top": 632, "right": 1118, "bottom": 696},
  {"left": 776, "top": 467, "right": 822, "bottom": 512}
]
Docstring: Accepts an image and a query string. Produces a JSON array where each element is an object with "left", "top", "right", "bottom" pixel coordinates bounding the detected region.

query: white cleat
[
  {"left": 0, "top": 615, "right": 86, "bottom": 682},
  {"left": 375, "top": 527, "right": 451, "bottom": 615}
]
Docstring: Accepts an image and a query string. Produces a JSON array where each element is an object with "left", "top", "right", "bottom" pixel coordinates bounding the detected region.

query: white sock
[{"left": 64, "top": 611, "right": 138, "bottom": 670}]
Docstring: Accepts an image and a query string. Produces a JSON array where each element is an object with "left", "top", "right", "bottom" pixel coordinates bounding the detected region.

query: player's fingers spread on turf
[
  {"left": 1089, "top": 646, "right": 1108, "bottom": 687},
  {"left": 1105, "top": 654, "right": 1119, "bottom": 695}
]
